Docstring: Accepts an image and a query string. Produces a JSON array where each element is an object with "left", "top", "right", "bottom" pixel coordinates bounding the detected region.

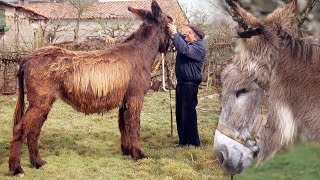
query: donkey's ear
[
  {"left": 285, "top": 0, "right": 297, "bottom": 13},
  {"left": 264, "top": 0, "right": 297, "bottom": 30},
  {"left": 282, "top": 0, "right": 297, "bottom": 24},
  {"left": 151, "top": 0, "right": 163, "bottom": 21},
  {"left": 225, "top": 0, "right": 261, "bottom": 27},
  {"left": 128, "top": 6, "right": 152, "bottom": 20}
]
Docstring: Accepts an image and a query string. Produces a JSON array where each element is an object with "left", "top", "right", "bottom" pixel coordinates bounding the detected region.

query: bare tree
[
  {"left": 179, "top": 1, "right": 210, "bottom": 25},
  {"left": 45, "top": 21, "right": 73, "bottom": 43},
  {"left": 39, "top": 6, "right": 73, "bottom": 43},
  {"left": 298, "top": 0, "right": 319, "bottom": 28},
  {"left": 68, "top": 0, "right": 97, "bottom": 43},
  {"left": 95, "top": 17, "right": 134, "bottom": 39}
]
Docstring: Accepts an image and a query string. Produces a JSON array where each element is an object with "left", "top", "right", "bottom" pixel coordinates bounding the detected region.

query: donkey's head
[
  {"left": 214, "top": 63, "right": 265, "bottom": 175},
  {"left": 225, "top": 0, "right": 299, "bottom": 85},
  {"left": 216, "top": 1, "right": 298, "bottom": 174},
  {"left": 128, "top": 0, "right": 173, "bottom": 53}
]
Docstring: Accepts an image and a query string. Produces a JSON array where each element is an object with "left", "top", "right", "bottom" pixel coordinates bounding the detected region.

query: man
[{"left": 167, "top": 23, "right": 206, "bottom": 147}]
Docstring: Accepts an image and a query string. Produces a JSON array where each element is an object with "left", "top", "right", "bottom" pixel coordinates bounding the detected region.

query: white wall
[{"left": 45, "top": 18, "right": 140, "bottom": 43}]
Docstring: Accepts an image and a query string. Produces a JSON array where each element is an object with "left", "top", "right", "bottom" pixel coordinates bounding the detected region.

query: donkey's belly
[
  {"left": 61, "top": 85, "right": 127, "bottom": 114},
  {"left": 58, "top": 56, "right": 132, "bottom": 114}
]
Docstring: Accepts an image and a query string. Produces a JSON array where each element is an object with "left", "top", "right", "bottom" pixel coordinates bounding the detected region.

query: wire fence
[{"left": 0, "top": 52, "right": 27, "bottom": 95}]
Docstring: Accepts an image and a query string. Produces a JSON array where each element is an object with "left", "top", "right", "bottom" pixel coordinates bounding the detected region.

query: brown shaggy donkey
[{"left": 9, "top": 0, "right": 173, "bottom": 176}]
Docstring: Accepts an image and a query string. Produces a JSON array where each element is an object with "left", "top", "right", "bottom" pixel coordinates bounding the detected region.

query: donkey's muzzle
[
  {"left": 215, "top": 146, "right": 245, "bottom": 175},
  {"left": 214, "top": 130, "right": 253, "bottom": 175}
]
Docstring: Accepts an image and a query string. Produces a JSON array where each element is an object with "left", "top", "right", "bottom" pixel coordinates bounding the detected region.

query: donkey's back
[{"left": 23, "top": 45, "right": 133, "bottom": 113}]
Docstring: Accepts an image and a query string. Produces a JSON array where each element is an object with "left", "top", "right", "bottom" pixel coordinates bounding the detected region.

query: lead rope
[
  {"left": 167, "top": 53, "right": 173, "bottom": 137},
  {"left": 162, "top": 53, "right": 173, "bottom": 137},
  {"left": 169, "top": 82, "right": 173, "bottom": 137},
  {"left": 162, "top": 53, "right": 168, "bottom": 91}
]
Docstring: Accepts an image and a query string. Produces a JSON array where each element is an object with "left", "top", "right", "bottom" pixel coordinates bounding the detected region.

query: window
[{"left": 0, "top": 8, "right": 9, "bottom": 33}]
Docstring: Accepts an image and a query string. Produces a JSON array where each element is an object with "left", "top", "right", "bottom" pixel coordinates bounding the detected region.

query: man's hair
[{"left": 188, "top": 25, "right": 205, "bottom": 39}]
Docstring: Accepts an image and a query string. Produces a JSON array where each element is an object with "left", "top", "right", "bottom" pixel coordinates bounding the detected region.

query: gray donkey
[{"left": 214, "top": 0, "right": 320, "bottom": 175}]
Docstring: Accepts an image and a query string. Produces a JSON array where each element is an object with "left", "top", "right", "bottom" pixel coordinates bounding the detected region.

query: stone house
[
  {"left": 25, "top": 0, "right": 188, "bottom": 43},
  {"left": 0, "top": 0, "right": 47, "bottom": 52}
]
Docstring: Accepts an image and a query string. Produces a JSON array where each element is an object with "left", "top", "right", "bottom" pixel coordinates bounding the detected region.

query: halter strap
[
  {"left": 250, "top": 106, "right": 268, "bottom": 139},
  {"left": 217, "top": 106, "right": 268, "bottom": 147},
  {"left": 217, "top": 123, "right": 247, "bottom": 145}
]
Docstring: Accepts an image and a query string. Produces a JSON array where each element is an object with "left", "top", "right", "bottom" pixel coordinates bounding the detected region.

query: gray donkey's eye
[{"left": 236, "top": 89, "right": 248, "bottom": 98}]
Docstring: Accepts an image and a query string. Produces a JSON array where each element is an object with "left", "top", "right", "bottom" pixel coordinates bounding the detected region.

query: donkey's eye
[{"left": 236, "top": 89, "right": 248, "bottom": 98}]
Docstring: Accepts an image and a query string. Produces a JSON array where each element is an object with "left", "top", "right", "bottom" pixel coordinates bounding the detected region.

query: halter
[{"left": 217, "top": 106, "right": 268, "bottom": 150}]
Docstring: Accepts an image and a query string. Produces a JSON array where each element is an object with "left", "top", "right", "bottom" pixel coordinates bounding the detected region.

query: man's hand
[{"left": 167, "top": 23, "right": 177, "bottom": 36}]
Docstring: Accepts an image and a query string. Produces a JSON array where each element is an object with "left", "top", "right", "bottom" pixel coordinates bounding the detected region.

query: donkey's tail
[{"left": 13, "top": 61, "right": 26, "bottom": 127}]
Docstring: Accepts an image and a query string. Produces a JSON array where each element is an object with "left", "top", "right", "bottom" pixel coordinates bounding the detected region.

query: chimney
[{"left": 18, "top": 0, "right": 29, "bottom": 6}]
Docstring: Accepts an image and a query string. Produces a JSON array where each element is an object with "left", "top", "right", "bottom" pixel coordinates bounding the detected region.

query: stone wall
[
  {"left": 45, "top": 18, "right": 139, "bottom": 43},
  {"left": 0, "top": 4, "right": 46, "bottom": 52}
]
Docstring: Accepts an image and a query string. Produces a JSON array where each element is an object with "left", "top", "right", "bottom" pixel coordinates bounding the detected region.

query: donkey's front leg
[
  {"left": 118, "top": 103, "right": 131, "bottom": 156},
  {"left": 124, "top": 96, "right": 146, "bottom": 160}
]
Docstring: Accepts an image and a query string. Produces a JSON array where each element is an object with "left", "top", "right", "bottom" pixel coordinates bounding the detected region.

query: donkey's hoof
[
  {"left": 16, "top": 173, "right": 24, "bottom": 177},
  {"left": 121, "top": 145, "right": 131, "bottom": 156},
  {"left": 32, "top": 159, "right": 46, "bottom": 169},
  {"left": 11, "top": 166, "right": 24, "bottom": 177},
  {"left": 131, "top": 148, "right": 147, "bottom": 160}
]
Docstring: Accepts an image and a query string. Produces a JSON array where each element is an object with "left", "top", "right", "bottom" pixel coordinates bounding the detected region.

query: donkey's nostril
[{"left": 217, "top": 152, "right": 225, "bottom": 164}]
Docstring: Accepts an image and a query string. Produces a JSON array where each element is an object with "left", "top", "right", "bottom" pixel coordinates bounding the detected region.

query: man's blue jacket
[{"left": 173, "top": 33, "right": 206, "bottom": 85}]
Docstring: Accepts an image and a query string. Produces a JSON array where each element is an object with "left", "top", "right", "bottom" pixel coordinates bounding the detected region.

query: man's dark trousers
[{"left": 176, "top": 83, "right": 200, "bottom": 146}]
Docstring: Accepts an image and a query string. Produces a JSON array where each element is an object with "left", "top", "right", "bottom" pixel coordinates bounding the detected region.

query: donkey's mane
[
  {"left": 235, "top": 29, "right": 320, "bottom": 88},
  {"left": 123, "top": 22, "right": 156, "bottom": 43},
  {"left": 288, "top": 36, "right": 320, "bottom": 64}
]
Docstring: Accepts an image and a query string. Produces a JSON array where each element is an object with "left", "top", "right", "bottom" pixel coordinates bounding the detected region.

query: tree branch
[{"left": 298, "top": 0, "right": 319, "bottom": 28}]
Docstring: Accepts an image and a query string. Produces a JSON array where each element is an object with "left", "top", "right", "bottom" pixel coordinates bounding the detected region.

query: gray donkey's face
[{"left": 214, "top": 64, "right": 264, "bottom": 175}]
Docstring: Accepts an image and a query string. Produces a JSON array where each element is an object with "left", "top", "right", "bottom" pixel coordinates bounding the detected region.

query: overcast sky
[
  {"left": 100, "top": 0, "right": 229, "bottom": 23},
  {"left": 177, "top": 0, "right": 232, "bottom": 24},
  {"left": 100, "top": 0, "right": 232, "bottom": 24}
]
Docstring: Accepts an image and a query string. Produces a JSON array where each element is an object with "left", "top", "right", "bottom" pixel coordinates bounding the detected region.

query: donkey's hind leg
[
  {"left": 124, "top": 96, "right": 146, "bottom": 160},
  {"left": 9, "top": 119, "right": 27, "bottom": 176},
  {"left": 9, "top": 97, "right": 55, "bottom": 175},
  {"left": 26, "top": 97, "right": 55, "bottom": 169}
]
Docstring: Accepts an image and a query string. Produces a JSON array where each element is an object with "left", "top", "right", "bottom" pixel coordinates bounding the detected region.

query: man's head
[{"left": 182, "top": 25, "right": 205, "bottom": 43}]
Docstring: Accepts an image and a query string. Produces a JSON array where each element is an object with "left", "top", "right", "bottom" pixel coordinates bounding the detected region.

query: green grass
[
  {"left": 0, "top": 90, "right": 228, "bottom": 179},
  {"left": 235, "top": 143, "right": 320, "bottom": 180},
  {"left": 0, "top": 90, "right": 319, "bottom": 179}
]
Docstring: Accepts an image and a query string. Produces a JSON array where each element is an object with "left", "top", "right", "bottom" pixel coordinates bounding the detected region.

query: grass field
[
  {"left": 0, "top": 89, "right": 319, "bottom": 179},
  {"left": 235, "top": 143, "right": 320, "bottom": 180}
]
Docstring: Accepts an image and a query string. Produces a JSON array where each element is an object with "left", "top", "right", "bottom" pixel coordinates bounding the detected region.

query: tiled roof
[
  {"left": 0, "top": 0, "right": 14, "bottom": 7},
  {"left": 26, "top": 0, "right": 187, "bottom": 23},
  {"left": 0, "top": 0, "right": 47, "bottom": 19}
]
